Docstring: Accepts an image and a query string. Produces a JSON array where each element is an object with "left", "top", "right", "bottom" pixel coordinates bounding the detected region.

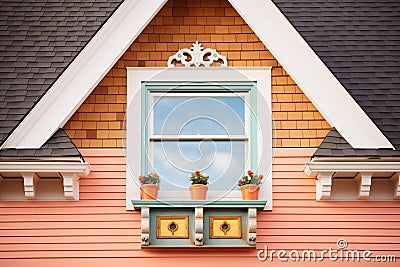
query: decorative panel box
[{"left": 132, "top": 200, "right": 266, "bottom": 247}]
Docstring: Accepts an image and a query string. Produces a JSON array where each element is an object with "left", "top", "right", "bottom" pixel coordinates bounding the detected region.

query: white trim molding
[
  {"left": 0, "top": 162, "right": 91, "bottom": 175},
  {"left": 1, "top": 0, "right": 167, "bottom": 149},
  {"left": 0, "top": 162, "right": 90, "bottom": 200},
  {"left": 228, "top": 0, "right": 393, "bottom": 149},
  {"left": 304, "top": 161, "right": 400, "bottom": 200},
  {"left": 304, "top": 162, "right": 400, "bottom": 175}
]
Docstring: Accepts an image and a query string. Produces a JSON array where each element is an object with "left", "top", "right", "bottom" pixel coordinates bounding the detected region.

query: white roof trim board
[
  {"left": 0, "top": 162, "right": 91, "bottom": 176},
  {"left": 304, "top": 161, "right": 400, "bottom": 176},
  {"left": 1, "top": 0, "right": 394, "bottom": 150}
]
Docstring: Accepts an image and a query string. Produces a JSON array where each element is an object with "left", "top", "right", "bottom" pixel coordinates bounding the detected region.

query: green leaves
[
  {"left": 189, "top": 170, "right": 209, "bottom": 185},
  {"left": 139, "top": 173, "right": 161, "bottom": 185}
]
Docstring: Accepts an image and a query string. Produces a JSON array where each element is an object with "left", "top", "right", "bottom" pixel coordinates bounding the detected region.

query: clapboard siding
[
  {"left": 0, "top": 148, "right": 399, "bottom": 267},
  {"left": 258, "top": 148, "right": 400, "bottom": 265}
]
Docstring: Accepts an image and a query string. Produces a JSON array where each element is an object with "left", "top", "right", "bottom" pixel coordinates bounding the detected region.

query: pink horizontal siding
[{"left": 0, "top": 149, "right": 399, "bottom": 267}]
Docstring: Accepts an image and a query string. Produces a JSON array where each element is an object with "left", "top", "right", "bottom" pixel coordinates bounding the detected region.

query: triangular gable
[{"left": 1, "top": 0, "right": 393, "bottom": 150}]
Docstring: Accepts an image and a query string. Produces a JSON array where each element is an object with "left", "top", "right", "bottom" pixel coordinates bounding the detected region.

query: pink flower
[
  {"left": 247, "top": 170, "right": 253, "bottom": 176},
  {"left": 258, "top": 174, "right": 263, "bottom": 180},
  {"left": 139, "top": 176, "right": 144, "bottom": 182}
]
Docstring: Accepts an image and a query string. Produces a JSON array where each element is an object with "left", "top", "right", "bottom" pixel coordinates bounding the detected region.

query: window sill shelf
[{"left": 132, "top": 199, "right": 267, "bottom": 209}]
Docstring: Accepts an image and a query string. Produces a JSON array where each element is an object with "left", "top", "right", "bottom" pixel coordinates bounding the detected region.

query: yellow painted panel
[
  {"left": 210, "top": 216, "right": 241, "bottom": 239},
  {"left": 156, "top": 216, "right": 188, "bottom": 239}
]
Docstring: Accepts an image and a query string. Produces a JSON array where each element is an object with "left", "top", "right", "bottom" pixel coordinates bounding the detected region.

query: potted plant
[
  {"left": 238, "top": 170, "right": 263, "bottom": 200},
  {"left": 189, "top": 170, "right": 209, "bottom": 200},
  {"left": 139, "top": 173, "right": 160, "bottom": 200}
]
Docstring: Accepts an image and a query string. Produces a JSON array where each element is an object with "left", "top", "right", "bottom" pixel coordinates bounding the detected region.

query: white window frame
[{"left": 126, "top": 67, "right": 272, "bottom": 210}]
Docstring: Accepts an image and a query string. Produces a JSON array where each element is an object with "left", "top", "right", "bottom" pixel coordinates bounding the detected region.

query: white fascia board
[
  {"left": 0, "top": 162, "right": 91, "bottom": 177},
  {"left": 229, "top": 0, "right": 394, "bottom": 149},
  {"left": 304, "top": 162, "right": 400, "bottom": 176},
  {"left": 1, "top": 0, "right": 167, "bottom": 149}
]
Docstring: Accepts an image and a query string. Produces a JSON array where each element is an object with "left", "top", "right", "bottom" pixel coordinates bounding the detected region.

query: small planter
[
  {"left": 240, "top": 184, "right": 260, "bottom": 200},
  {"left": 190, "top": 184, "right": 208, "bottom": 200},
  {"left": 141, "top": 184, "right": 160, "bottom": 200}
]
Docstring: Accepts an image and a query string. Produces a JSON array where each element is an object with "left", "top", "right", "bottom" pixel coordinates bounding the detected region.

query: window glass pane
[
  {"left": 153, "top": 96, "right": 245, "bottom": 135},
  {"left": 152, "top": 141, "right": 246, "bottom": 191}
]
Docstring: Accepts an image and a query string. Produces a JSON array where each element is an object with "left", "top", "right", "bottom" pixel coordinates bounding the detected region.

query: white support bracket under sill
[
  {"left": 247, "top": 208, "right": 257, "bottom": 246},
  {"left": 141, "top": 207, "right": 150, "bottom": 246},
  {"left": 194, "top": 207, "right": 203, "bottom": 246}
]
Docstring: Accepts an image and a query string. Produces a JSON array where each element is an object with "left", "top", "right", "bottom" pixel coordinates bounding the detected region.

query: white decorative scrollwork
[{"left": 168, "top": 41, "right": 227, "bottom": 68}]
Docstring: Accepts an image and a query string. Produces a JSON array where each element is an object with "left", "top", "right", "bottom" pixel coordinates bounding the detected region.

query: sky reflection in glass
[
  {"left": 153, "top": 140, "right": 245, "bottom": 191},
  {"left": 153, "top": 96, "right": 245, "bottom": 136}
]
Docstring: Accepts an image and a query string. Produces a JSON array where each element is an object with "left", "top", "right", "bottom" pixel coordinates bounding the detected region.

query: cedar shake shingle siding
[{"left": 63, "top": 0, "right": 331, "bottom": 148}]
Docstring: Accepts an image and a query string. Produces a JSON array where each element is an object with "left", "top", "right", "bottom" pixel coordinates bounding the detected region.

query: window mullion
[{"left": 150, "top": 135, "right": 249, "bottom": 141}]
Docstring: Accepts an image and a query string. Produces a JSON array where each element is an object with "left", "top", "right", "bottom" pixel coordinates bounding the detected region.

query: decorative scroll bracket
[
  {"left": 168, "top": 41, "right": 227, "bottom": 68},
  {"left": 194, "top": 207, "right": 203, "bottom": 246},
  {"left": 247, "top": 208, "right": 257, "bottom": 246},
  {"left": 141, "top": 207, "right": 150, "bottom": 246}
]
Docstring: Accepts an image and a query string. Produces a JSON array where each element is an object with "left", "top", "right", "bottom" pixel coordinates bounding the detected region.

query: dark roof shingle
[
  {"left": 314, "top": 128, "right": 400, "bottom": 158},
  {"left": 0, "top": 128, "right": 82, "bottom": 159},
  {"left": 273, "top": 0, "right": 400, "bottom": 150}
]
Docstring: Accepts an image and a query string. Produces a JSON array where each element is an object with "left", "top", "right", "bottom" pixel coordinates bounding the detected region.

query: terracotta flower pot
[
  {"left": 190, "top": 184, "right": 208, "bottom": 200},
  {"left": 240, "top": 184, "right": 260, "bottom": 200},
  {"left": 140, "top": 184, "right": 160, "bottom": 200}
]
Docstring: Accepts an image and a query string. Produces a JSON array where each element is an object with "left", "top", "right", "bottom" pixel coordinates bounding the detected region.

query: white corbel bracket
[
  {"left": 22, "top": 172, "right": 39, "bottom": 200},
  {"left": 316, "top": 172, "right": 334, "bottom": 200},
  {"left": 61, "top": 172, "right": 80, "bottom": 200},
  {"left": 355, "top": 172, "right": 372, "bottom": 200},
  {"left": 195, "top": 207, "right": 204, "bottom": 246},
  {"left": 247, "top": 208, "right": 257, "bottom": 246},
  {"left": 141, "top": 207, "right": 150, "bottom": 246},
  {"left": 391, "top": 173, "right": 400, "bottom": 200}
]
